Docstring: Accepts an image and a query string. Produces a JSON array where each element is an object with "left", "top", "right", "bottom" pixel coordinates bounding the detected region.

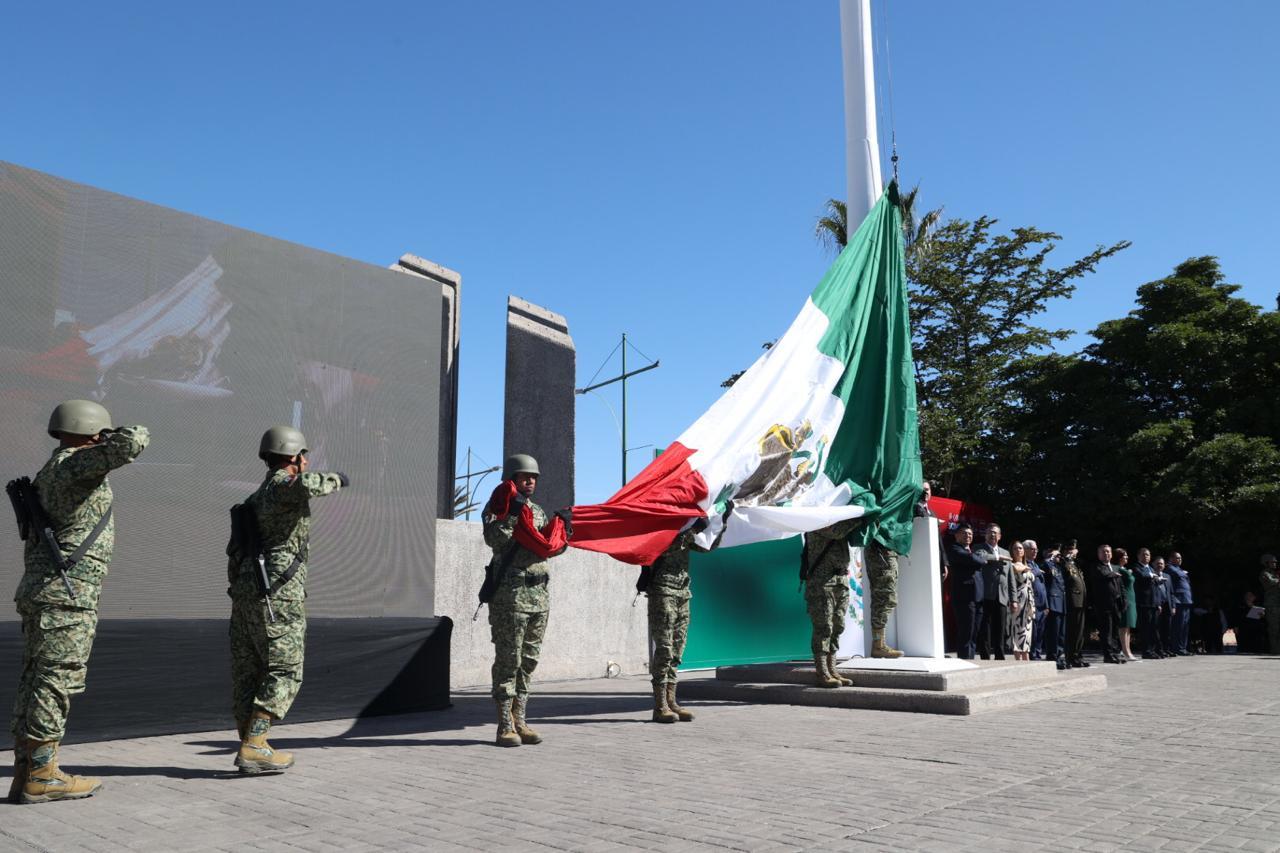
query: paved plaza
[{"left": 1, "top": 654, "right": 1277, "bottom": 852}]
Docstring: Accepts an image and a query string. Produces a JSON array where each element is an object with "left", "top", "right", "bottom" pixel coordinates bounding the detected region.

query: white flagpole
[{"left": 840, "top": 0, "right": 883, "bottom": 225}]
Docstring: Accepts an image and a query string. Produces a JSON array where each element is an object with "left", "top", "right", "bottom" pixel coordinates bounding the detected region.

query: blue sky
[{"left": 3, "top": 1, "right": 1276, "bottom": 506}]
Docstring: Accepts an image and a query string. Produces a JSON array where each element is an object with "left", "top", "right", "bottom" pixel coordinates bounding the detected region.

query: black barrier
[{"left": 0, "top": 617, "right": 451, "bottom": 745}]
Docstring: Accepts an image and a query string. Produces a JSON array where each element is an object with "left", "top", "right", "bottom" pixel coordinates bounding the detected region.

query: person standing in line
[
  {"left": 1113, "top": 547, "right": 1138, "bottom": 661},
  {"left": 1040, "top": 542, "right": 1068, "bottom": 670},
  {"left": 974, "top": 524, "right": 1014, "bottom": 660},
  {"left": 1025, "top": 540, "right": 1048, "bottom": 660},
  {"left": 802, "top": 517, "right": 863, "bottom": 686},
  {"left": 482, "top": 454, "right": 570, "bottom": 747},
  {"left": 228, "top": 426, "right": 347, "bottom": 774},
  {"left": 1088, "top": 544, "right": 1126, "bottom": 664},
  {"left": 1008, "top": 541, "right": 1035, "bottom": 661},
  {"left": 1260, "top": 554, "right": 1280, "bottom": 655},
  {"left": 1166, "top": 552, "right": 1194, "bottom": 656},
  {"left": 1153, "top": 556, "right": 1173, "bottom": 658},
  {"left": 9, "top": 401, "right": 149, "bottom": 804},
  {"left": 945, "top": 523, "right": 990, "bottom": 660},
  {"left": 1062, "top": 541, "right": 1090, "bottom": 668},
  {"left": 1133, "top": 548, "right": 1161, "bottom": 659}
]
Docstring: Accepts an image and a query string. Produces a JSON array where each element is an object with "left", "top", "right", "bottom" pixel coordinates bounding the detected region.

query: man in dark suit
[
  {"left": 1166, "top": 552, "right": 1194, "bottom": 655},
  {"left": 1061, "top": 540, "right": 1090, "bottom": 668},
  {"left": 974, "top": 523, "right": 1014, "bottom": 660},
  {"left": 1088, "top": 544, "right": 1127, "bottom": 664},
  {"left": 1133, "top": 547, "right": 1161, "bottom": 659},
  {"left": 1025, "top": 540, "right": 1048, "bottom": 660},
  {"left": 1040, "top": 543, "right": 1068, "bottom": 669},
  {"left": 945, "top": 523, "right": 992, "bottom": 660},
  {"left": 1153, "top": 556, "right": 1173, "bottom": 657}
]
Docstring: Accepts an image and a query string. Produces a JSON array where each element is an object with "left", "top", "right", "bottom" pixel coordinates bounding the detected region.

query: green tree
[{"left": 907, "top": 217, "right": 1130, "bottom": 496}]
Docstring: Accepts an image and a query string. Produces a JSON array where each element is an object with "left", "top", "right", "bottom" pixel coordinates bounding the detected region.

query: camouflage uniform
[
  {"left": 803, "top": 518, "right": 861, "bottom": 655},
  {"left": 483, "top": 499, "right": 552, "bottom": 701},
  {"left": 647, "top": 529, "right": 700, "bottom": 687},
  {"left": 10, "top": 427, "right": 150, "bottom": 746},
  {"left": 865, "top": 541, "right": 900, "bottom": 631},
  {"left": 228, "top": 469, "right": 343, "bottom": 723}
]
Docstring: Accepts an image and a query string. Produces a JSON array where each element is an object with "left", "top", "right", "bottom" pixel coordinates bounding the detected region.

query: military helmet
[
  {"left": 47, "top": 399, "right": 112, "bottom": 438},
  {"left": 504, "top": 453, "right": 540, "bottom": 478},
  {"left": 259, "top": 425, "right": 308, "bottom": 460}
]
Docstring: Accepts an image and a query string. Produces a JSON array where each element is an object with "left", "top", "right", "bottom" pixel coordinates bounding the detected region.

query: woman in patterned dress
[{"left": 1009, "top": 540, "right": 1036, "bottom": 660}]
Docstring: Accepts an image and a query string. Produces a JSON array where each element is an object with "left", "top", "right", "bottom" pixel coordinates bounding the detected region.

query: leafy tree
[{"left": 907, "top": 217, "right": 1129, "bottom": 495}]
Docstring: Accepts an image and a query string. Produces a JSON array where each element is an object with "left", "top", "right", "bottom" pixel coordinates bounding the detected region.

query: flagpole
[{"left": 840, "top": 0, "right": 883, "bottom": 223}]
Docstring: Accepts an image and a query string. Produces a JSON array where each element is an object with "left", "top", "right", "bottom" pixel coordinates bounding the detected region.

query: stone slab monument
[
  {"left": 504, "top": 296, "right": 575, "bottom": 513},
  {"left": 391, "top": 253, "right": 461, "bottom": 520}
]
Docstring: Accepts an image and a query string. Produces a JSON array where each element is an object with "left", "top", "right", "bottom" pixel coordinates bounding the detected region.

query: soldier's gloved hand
[
  {"left": 554, "top": 507, "right": 572, "bottom": 523},
  {"left": 335, "top": 472, "right": 351, "bottom": 488},
  {"left": 510, "top": 492, "right": 528, "bottom": 509},
  {"left": 691, "top": 516, "right": 709, "bottom": 534}
]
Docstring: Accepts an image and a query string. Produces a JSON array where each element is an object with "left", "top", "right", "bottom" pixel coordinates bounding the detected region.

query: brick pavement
[{"left": 1, "top": 654, "right": 1278, "bottom": 852}]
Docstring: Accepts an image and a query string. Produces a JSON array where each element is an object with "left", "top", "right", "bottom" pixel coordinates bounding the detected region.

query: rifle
[
  {"left": 6, "top": 476, "right": 106, "bottom": 602},
  {"left": 229, "top": 503, "right": 277, "bottom": 623}
]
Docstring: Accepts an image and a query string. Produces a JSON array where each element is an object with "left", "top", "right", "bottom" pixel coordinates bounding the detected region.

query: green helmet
[
  {"left": 48, "top": 399, "right": 112, "bottom": 438},
  {"left": 504, "top": 453, "right": 540, "bottom": 478},
  {"left": 259, "top": 425, "right": 308, "bottom": 460}
]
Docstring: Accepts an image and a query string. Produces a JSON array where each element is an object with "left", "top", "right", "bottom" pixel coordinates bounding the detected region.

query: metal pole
[
  {"left": 621, "top": 332, "right": 628, "bottom": 486},
  {"left": 465, "top": 447, "right": 472, "bottom": 520},
  {"left": 840, "top": 0, "right": 883, "bottom": 224}
]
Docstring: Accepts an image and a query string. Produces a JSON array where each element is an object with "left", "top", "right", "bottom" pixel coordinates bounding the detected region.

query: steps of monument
[
  {"left": 679, "top": 670, "right": 1108, "bottom": 716},
  {"left": 715, "top": 659, "right": 1064, "bottom": 692}
]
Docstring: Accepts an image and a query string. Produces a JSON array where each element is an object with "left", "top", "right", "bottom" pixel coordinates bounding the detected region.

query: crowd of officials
[{"left": 944, "top": 522, "right": 1280, "bottom": 668}]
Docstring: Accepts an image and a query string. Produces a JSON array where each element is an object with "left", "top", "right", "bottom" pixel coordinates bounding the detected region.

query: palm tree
[{"left": 814, "top": 184, "right": 943, "bottom": 256}]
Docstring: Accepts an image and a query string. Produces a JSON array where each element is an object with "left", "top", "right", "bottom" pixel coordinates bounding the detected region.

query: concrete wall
[
  {"left": 504, "top": 296, "right": 575, "bottom": 513},
  {"left": 434, "top": 518, "right": 650, "bottom": 690}
]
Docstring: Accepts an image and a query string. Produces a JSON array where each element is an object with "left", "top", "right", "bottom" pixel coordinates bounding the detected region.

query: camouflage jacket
[
  {"left": 482, "top": 499, "right": 553, "bottom": 613},
  {"left": 648, "top": 529, "right": 708, "bottom": 601},
  {"left": 228, "top": 468, "right": 344, "bottom": 602},
  {"left": 16, "top": 426, "right": 150, "bottom": 608},
  {"left": 804, "top": 517, "right": 862, "bottom": 590},
  {"left": 1261, "top": 568, "right": 1280, "bottom": 604}
]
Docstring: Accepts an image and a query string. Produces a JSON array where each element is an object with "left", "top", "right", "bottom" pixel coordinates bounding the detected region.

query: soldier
[
  {"left": 1260, "top": 554, "right": 1280, "bottom": 655},
  {"left": 865, "top": 540, "right": 903, "bottom": 659},
  {"left": 482, "top": 454, "right": 569, "bottom": 747},
  {"left": 227, "top": 426, "right": 347, "bottom": 774},
  {"left": 1060, "top": 540, "right": 1090, "bottom": 669},
  {"left": 802, "top": 517, "right": 863, "bottom": 687},
  {"left": 9, "top": 400, "right": 149, "bottom": 804},
  {"left": 642, "top": 517, "right": 718, "bottom": 724}
]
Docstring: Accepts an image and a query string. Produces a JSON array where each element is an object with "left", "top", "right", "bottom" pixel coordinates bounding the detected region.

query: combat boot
[
  {"left": 495, "top": 699, "right": 521, "bottom": 747},
  {"left": 871, "top": 629, "right": 904, "bottom": 659},
  {"left": 7, "top": 740, "right": 27, "bottom": 804},
  {"left": 511, "top": 694, "right": 542, "bottom": 744},
  {"left": 235, "top": 711, "right": 295, "bottom": 774},
  {"left": 826, "top": 652, "right": 853, "bottom": 686},
  {"left": 21, "top": 741, "right": 102, "bottom": 804},
  {"left": 666, "top": 682, "right": 694, "bottom": 721},
  {"left": 652, "top": 683, "right": 677, "bottom": 723},
  {"left": 813, "top": 653, "right": 840, "bottom": 688}
]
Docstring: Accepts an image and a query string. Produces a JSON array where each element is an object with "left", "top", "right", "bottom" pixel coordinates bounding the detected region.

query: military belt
[{"left": 515, "top": 573, "right": 548, "bottom": 588}]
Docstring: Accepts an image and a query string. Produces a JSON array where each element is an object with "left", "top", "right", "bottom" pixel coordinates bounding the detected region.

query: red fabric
[
  {"left": 568, "top": 442, "right": 709, "bottom": 565},
  {"left": 18, "top": 332, "right": 97, "bottom": 383},
  {"left": 485, "top": 480, "right": 569, "bottom": 559},
  {"left": 928, "top": 496, "right": 992, "bottom": 534}
]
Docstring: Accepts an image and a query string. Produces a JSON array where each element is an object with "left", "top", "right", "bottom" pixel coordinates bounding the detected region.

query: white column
[{"left": 840, "top": 0, "right": 883, "bottom": 223}]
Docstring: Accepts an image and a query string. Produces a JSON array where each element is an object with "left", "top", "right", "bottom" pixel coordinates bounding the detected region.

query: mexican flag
[{"left": 569, "top": 183, "right": 922, "bottom": 564}]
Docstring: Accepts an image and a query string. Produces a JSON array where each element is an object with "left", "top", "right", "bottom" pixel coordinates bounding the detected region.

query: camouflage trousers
[
  {"left": 648, "top": 593, "right": 691, "bottom": 686},
  {"left": 805, "top": 579, "right": 850, "bottom": 655},
  {"left": 10, "top": 600, "right": 98, "bottom": 743},
  {"left": 489, "top": 601, "right": 548, "bottom": 701},
  {"left": 865, "top": 545, "right": 900, "bottom": 631},
  {"left": 230, "top": 596, "right": 306, "bottom": 722}
]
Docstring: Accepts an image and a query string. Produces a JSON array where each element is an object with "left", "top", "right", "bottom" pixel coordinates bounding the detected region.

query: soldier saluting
[
  {"left": 227, "top": 426, "right": 347, "bottom": 774},
  {"left": 8, "top": 400, "right": 149, "bottom": 804},
  {"left": 481, "top": 454, "right": 570, "bottom": 748}
]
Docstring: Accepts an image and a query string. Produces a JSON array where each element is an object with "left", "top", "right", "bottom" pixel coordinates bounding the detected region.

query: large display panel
[{"left": 0, "top": 161, "right": 440, "bottom": 620}]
